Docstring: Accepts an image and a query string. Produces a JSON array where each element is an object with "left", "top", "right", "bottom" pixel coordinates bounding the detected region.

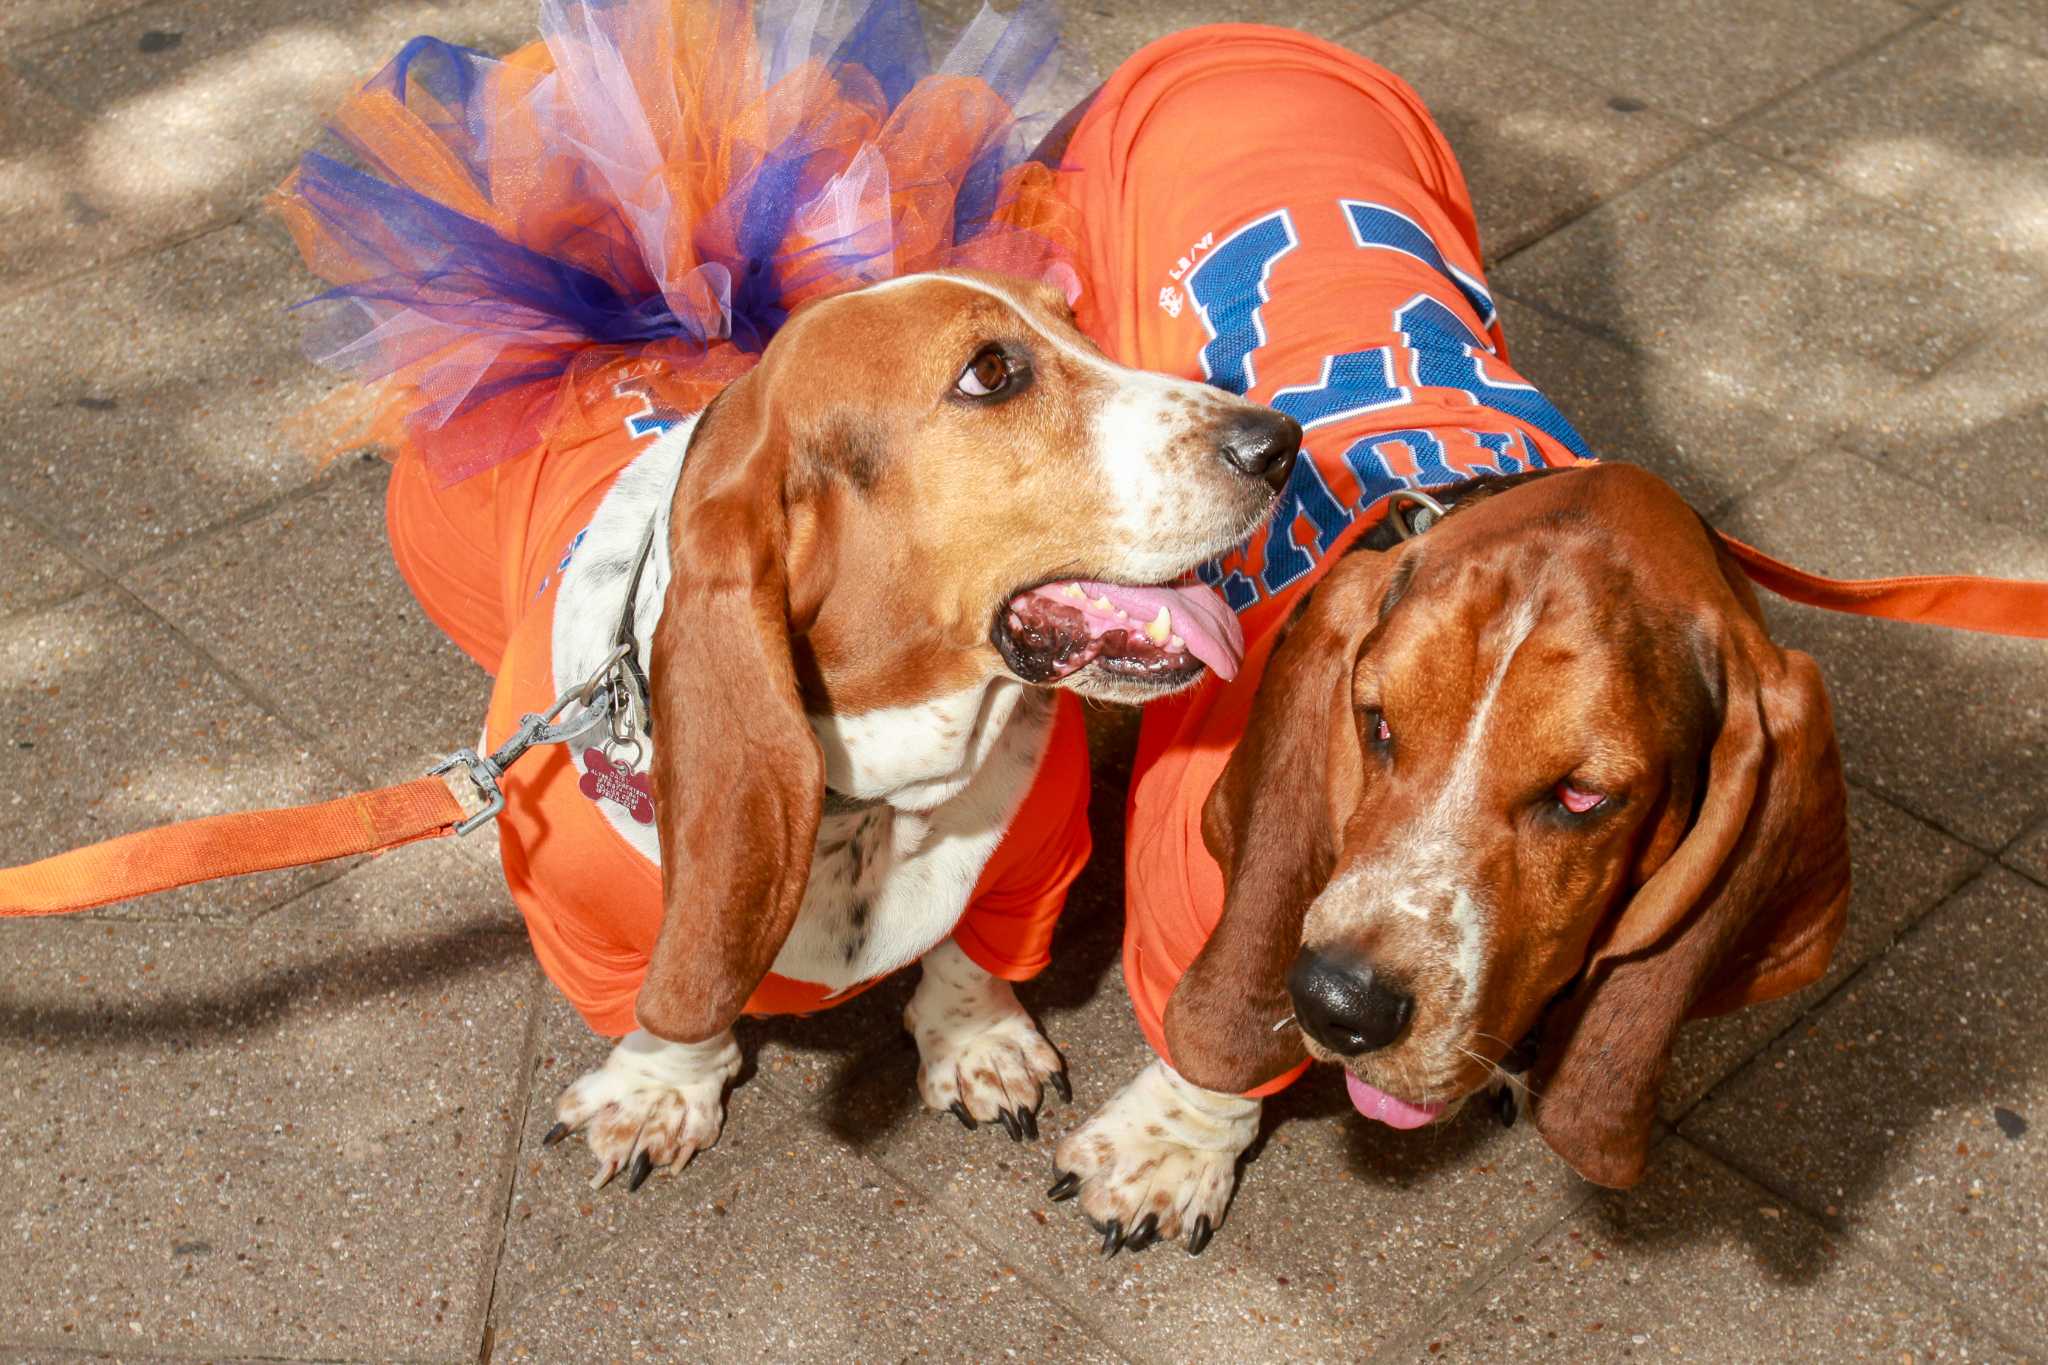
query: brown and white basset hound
[
  {"left": 1054, "top": 463, "right": 1851, "bottom": 1248},
  {"left": 527, "top": 271, "right": 1299, "bottom": 1186}
]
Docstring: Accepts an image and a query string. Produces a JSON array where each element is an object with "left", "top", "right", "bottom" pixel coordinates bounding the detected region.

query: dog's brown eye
[
  {"left": 1361, "top": 708, "right": 1391, "bottom": 748},
  {"left": 957, "top": 346, "right": 1012, "bottom": 398}
]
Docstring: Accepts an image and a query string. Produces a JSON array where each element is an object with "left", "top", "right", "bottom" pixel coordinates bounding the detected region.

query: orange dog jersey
[
  {"left": 384, "top": 356, "right": 1092, "bottom": 1038},
  {"left": 1053, "top": 25, "right": 1592, "bottom": 1094}
]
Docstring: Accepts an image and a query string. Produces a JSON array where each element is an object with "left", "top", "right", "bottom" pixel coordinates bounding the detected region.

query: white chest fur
[{"left": 551, "top": 431, "right": 1055, "bottom": 991}]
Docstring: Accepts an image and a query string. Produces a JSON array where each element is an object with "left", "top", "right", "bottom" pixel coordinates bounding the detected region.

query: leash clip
[
  {"left": 428, "top": 667, "right": 616, "bottom": 836},
  {"left": 1385, "top": 488, "right": 1448, "bottom": 541}
]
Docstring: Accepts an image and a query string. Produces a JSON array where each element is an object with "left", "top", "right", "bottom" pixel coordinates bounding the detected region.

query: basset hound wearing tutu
[
  {"left": 1039, "top": 25, "right": 1862, "bottom": 1254},
  {"left": 272, "top": 0, "right": 1295, "bottom": 1190}
]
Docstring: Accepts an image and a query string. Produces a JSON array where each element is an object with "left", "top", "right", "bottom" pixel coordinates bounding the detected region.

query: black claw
[
  {"left": 949, "top": 1101, "right": 978, "bottom": 1132},
  {"left": 627, "top": 1150, "right": 654, "bottom": 1193},
  {"left": 1128, "top": 1213, "right": 1158, "bottom": 1252},
  {"left": 1019, "top": 1106, "right": 1039, "bottom": 1141},
  {"left": 1049, "top": 1070, "right": 1072, "bottom": 1104},
  {"left": 1187, "top": 1214, "right": 1214, "bottom": 1256},
  {"left": 999, "top": 1108, "right": 1023, "bottom": 1142},
  {"left": 542, "top": 1122, "right": 571, "bottom": 1148},
  {"left": 1493, "top": 1085, "right": 1518, "bottom": 1129},
  {"left": 1102, "top": 1219, "right": 1125, "bottom": 1258},
  {"left": 1048, "top": 1171, "right": 1080, "bottom": 1202}
]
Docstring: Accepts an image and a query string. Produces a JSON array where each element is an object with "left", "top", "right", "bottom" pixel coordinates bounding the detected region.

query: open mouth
[
  {"left": 1344, "top": 1072, "right": 1448, "bottom": 1130},
  {"left": 992, "top": 579, "right": 1246, "bottom": 689}
]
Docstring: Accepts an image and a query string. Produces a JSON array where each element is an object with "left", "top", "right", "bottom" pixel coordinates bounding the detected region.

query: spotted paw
[
  {"left": 1048, "top": 1059, "right": 1259, "bottom": 1255},
  {"left": 544, "top": 1028, "right": 741, "bottom": 1191},
  {"left": 907, "top": 941, "right": 1067, "bottom": 1141}
]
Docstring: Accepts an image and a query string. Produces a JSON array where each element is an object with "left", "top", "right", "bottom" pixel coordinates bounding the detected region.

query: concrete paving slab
[
  {"left": 1409, "top": 1138, "right": 2005, "bottom": 1362},
  {"left": 0, "top": 841, "right": 536, "bottom": 1360},
  {"left": 490, "top": 1131, "right": 1124, "bottom": 1364},
  {"left": 0, "top": 504, "right": 95, "bottom": 619},
  {"left": 126, "top": 455, "right": 490, "bottom": 787},
  {"left": 0, "top": 225, "right": 340, "bottom": 572},
  {"left": 1734, "top": 21, "right": 2048, "bottom": 269},
  {"left": 1423, "top": 0, "right": 1922, "bottom": 129},
  {"left": 1683, "top": 868, "right": 2048, "bottom": 1348},
  {"left": 1950, "top": 0, "right": 2048, "bottom": 57},
  {"left": 1493, "top": 144, "right": 2040, "bottom": 460},
  {"left": 1841, "top": 295, "right": 2048, "bottom": 537},
  {"left": 489, "top": 988, "right": 798, "bottom": 1325},
  {"left": 1348, "top": 10, "right": 1703, "bottom": 262},
  {"left": 1717, "top": 449, "right": 2048, "bottom": 850},
  {"left": 1, "top": 588, "right": 361, "bottom": 922},
  {"left": 1663, "top": 785, "right": 1985, "bottom": 1118},
  {"left": 1494, "top": 298, "right": 1770, "bottom": 515},
  {"left": 6, "top": 0, "right": 538, "bottom": 254}
]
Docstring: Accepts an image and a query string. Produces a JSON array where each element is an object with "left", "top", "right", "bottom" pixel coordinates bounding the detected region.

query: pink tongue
[
  {"left": 1344, "top": 1072, "right": 1447, "bottom": 1130},
  {"left": 1040, "top": 581, "right": 1246, "bottom": 680}
]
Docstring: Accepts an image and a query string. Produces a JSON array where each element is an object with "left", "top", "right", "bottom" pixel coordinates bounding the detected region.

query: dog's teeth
[
  {"left": 1168, "top": 634, "right": 1184, "bottom": 651},
  {"left": 1061, "top": 583, "right": 1087, "bottom": 600},
  {"left": 1115, "top": 609, "right": 1128, "bottom": 620},
  {"left": 1092, "top": 595, "right": 1115, "bottom": 612},
  {"left": 1145, "top": 606, "right": 1172, "bottom": 645}
]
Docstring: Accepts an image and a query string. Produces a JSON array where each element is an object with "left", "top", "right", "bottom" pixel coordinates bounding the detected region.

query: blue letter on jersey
[{"left": 1185, "top": 210, "right": 1298, "bottom": 395}]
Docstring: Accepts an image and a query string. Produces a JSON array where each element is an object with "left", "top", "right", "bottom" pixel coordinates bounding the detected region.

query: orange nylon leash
[
  {"left": 1719, "top": 535, "right": 2048, "bottom": 640},
  {"left": 0, "top": 775, "right": 477, "bottom": 917},
  {"left": 0, "top": 644, "right": 632, "bottom": 919}
]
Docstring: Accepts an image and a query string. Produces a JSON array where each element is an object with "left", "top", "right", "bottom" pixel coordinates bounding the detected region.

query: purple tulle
[{"left": 281, "top": 0, "right": 1068, "bottom": 448}]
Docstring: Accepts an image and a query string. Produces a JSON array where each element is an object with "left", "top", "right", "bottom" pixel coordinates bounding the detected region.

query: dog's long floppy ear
[
  {"left": 1532, "top": 572, "right": 1849, "bottom": 1187},
  {"left": 633, "top": 370, "right": 831, "bottom": 1043},
  {"left": 1163, "top": 549, "right": 1395, "bottom": 1093}
]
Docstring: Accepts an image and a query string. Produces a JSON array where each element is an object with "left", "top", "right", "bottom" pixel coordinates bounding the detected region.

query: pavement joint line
[
  {"left": 0, "top": 0, "right": 164, "bottom": 68},
  {"left": 471, "top": 963, "right": 550, "bottom": 1365},
  {"left": 0, "top": 1335, "right": 414, "bottom": 1363},
  {"left": 108, "top": 451, "right": 367, "bottom": 582},
  {"left": 95, "top": 566, "right": 378, "bottom": 789},
  {"left": 473, "top": 1078, "right": 796, "bottom": 1332},
  {"left": 1488, "top": 285, "right": 1642, "bottom": 356},
  {"left": 1372, "top": 1172, "right": 1601, "bottom": 1359},
  {"left": 1702, "top": 3, "right": 1942, "bottom": 144},
  {"left": 1906, "top": 282, "right": 2048, "bottom": 389},
  {"left": 792, "top": 1106, "right": 1152, "bottom": 1365},
  {"left": 1327, "top": 0, "right": 1436, "bottom": 43},
  {"left": 1838, "top": 768, "right": 2027, "bottom": 860},
  {"left": 1672, "top": 1128, "right": 2048, "bottom": 1362},
  {"left": 0, "top": 487, "right": 125, "bottom": 625},
  {"left": 0, "top": 207, "right": 254, "bottom": 310},
  {"left": 1834, "top": 441, "right": 2048, "bottom": 545}
]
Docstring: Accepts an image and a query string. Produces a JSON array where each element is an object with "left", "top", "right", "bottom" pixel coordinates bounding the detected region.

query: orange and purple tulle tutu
[{"left": 271, "top": 0, "right": 1081, "bottom": 485}]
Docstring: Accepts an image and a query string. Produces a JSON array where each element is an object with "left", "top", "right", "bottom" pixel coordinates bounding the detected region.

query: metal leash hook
[
  {"left": 429, "top": 648, "right": 625, "bottom": 836},
  {"left": 1385, "top": 487, "right": 1449, "bottom": 541}
]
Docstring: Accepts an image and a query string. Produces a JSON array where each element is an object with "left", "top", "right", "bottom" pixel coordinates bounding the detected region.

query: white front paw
[
  {"left": 906, "top": 941, "right": 1068, "bottom": 1142},
  {"left": 1050, "top": 1060, "right": 1259, "bottom": 1256},
  {"left": 544, "top": 1029, "right": 742, "bottom": 1191}
]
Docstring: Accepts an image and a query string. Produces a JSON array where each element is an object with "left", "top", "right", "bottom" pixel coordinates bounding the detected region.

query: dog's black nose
[
  {"left": 1218, "top": 411, "right": 1301, "bottom": 492},
  {"left": 1286, "top": 948, "right": 1412, "bottom": 1056}
]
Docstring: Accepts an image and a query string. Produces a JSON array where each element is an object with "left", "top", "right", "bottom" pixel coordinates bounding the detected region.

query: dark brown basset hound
[{"left": 1054, "top": 464, "right": 1851, "bottom": 1250}]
